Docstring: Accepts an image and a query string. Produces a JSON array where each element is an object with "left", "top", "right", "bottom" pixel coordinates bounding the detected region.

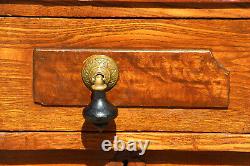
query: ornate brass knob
[{"left": 82, "top": 55, "right": 119, "bottom": 130}]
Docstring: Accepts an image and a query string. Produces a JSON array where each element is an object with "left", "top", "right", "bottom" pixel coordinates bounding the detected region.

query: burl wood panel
[
  {"left": 0, "top": 18, "right": 249, "bottom": 133},
  {"left": 33, "top": 49, "right": 229, "bottom": 108}
]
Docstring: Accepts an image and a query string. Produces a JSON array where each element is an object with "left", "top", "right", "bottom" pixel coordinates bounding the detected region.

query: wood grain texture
[
  {"left": 0, "top": 165, "right": 116, "bottom": 166},
  {"left": 143, "top": 151, "right": 250, "bottom": 166},
  {"left": 15, "top": 0, "right": 250, "bottom": 3},
  {"left": 1, "top": 150, "right": 250, "bottom": 165},
  {"left": 2, "top": 164, "right": 122, "bottom": 166},
  {"left": 33, "top": 49, "right": 229, "bottom": 108},
  {"left": 1, "top": 18, "right": 250, "bottom": 52},
  {"left": 1, "top": 132, "right": 250, "bottom": 152},
  {"left": 128, "top": 162, "right": 145, "bottom": 166},
  {"left": 0, "top": 18, "right": 249, "bottom": 132},
  {"left": 0, "top": 162, "right": 123, "bottom": 166},
  {"left": 0, "top": 150, "right": 119, "bottom": 165},
  {"left": 1, "top": 2, "right": 250, "bottom": 18},
  {"left": 108, "top": 162, "right": 124, "bottom": 166}
]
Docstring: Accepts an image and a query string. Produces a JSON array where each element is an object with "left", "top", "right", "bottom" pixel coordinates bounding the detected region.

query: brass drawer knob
[{"left": 82, "top": 55, "right": 119, "bottom": 130}]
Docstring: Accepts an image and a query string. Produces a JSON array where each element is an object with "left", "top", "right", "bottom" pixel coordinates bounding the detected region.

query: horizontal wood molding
[
  {"left": 11, "top": 0, "right": 250, "bottom": 3},
  {"left": 1, "top": 18, "right": 250, "bottom": 52},
  {"left": 0, "top": 3, "right": 250, "bottom": 18},
  {"left": 0, "top": 18, "right": 249, "bottom": 132},
  {"left": 1, "top": 132, "right": 250, "bottom": 152},
  {"left": 33, "top": 49, "right": 229, "bottom": 108},
  {"left": 1, "top": 149, "right": 250, "bottom": 165}
]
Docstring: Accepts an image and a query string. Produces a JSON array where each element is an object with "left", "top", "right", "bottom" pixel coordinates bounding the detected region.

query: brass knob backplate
[{"left": 82, "top": 55, "right": 119, "bottom": 91}]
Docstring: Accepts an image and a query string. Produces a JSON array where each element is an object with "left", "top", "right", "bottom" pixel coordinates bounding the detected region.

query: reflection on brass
[
  {"left": 82, "top": 55, "right": 119, "bottom": 91},
  {"left": 91, "top": 74, "right": 107, "bottom": 91}
]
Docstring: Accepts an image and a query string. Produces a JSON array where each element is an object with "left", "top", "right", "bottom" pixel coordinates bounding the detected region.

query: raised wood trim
[{"left": 1, "top": 132, "right": 250, "bottom": 152}]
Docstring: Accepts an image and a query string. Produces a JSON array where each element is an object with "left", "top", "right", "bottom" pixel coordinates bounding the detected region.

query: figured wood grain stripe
[
  {"left": 1, "top": 2, "right": 250, "bottom": 18},
  {"left": 1, "top": 18, "right": 250, "bottom": 52},
  {"left": 33, "top": 49, "right": 229, "bottom": 108},
  {"left": 1, "top": 132, "right": 250, "bottom": 152}
]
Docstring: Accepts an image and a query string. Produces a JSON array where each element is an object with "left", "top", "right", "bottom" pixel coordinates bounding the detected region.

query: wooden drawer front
[{"left": 0, "top": 18, "right": 249, "bottom": 133}]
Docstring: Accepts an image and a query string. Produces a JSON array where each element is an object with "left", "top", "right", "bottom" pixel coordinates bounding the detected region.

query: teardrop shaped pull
[{"left": 82, "top": 55, "right": 119, "bottom": 130}]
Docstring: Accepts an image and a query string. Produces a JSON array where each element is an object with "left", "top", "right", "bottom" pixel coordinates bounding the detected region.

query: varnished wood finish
[
  {"left": 0, "top": 18, "right": 249, "bottom": 132},
  {"left": 0, "top": 150, "right": 119, "bottom": 165},
  {"left": 1, "top": 0, "right": 250, "bottom": 164},
  {"left": 108, "top": 162, "right": 124, "bottom": 166},
  {"left": 128, "top": 162, "right": 146, "bottom": 166},
  {"left": 1, "top": 150, "right": 250, "bottom": 165},
  {"left": 1, "top": 18, "right": 250, "bottom": 52},
  {"left": 16, "top": 0, "right": 250, "bottom": 3},
  {"left": 143, "top": 151, "right": 250, "bottom": 165},
  {"left": 1, "top": 2, "right": 250, "bottom": 18},
  {"left": 1, "top": 132, "right": 250, "bottom": 152},
  {"left": 34, "top": 49, "right": 229, "bottom": 108}
]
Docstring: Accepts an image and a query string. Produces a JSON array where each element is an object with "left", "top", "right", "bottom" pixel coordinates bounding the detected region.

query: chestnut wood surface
[
  {"left": 0, "top": 3, "right": 250, "bottom": 166},
  {"left": 19, "top": 0, "right": 250, "bottom": 3},
  {"left": 128, "top": 162, "right": 145, "bottom": 166},
  {"left": 1, "top": 150, "right": 250, "bottom": 165},
  {"left": 1, "top": 132, "right": 250, "bottom": 152},
  {"left": 0, "top": 164, "right": 101, "bottom": 166},
  {"left": 33, "top": 49, "right": 229, "bottom": 108},
  {"left": 0, "top": 149, "right": 121, "bottom": 165},
  {"left": 1, "top": 2, "right": 250, "bottom": 18},
  {"left": 1, "top": 18, "right": 250, "bottom": 52},
  {"left": 0, "top": 18, "right": 249, "bottom": 133}
]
